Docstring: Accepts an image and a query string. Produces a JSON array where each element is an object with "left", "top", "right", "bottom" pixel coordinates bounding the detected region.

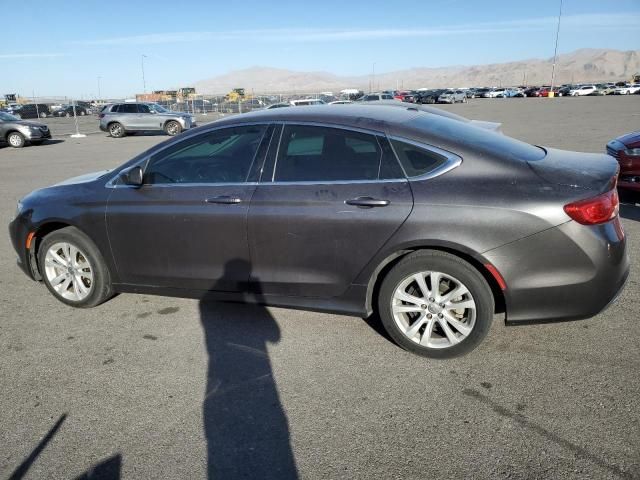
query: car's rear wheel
[
  {"left": 39, "top": 227, "right": 113, "bottom": 308},
  {"left": 164, "top": 120, "right": 182, "bottom": 136},
  {"left": 378, "top": 250, "right": 494, "bottom": 358},
  {"left": 109, "top": 122, "right": 125, "bottom": 138},
  {"left": 7, "top": 132, "right": 25, "bottom": 148}
]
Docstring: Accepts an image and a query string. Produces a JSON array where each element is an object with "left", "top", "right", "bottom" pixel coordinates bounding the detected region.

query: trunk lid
[{"left": 527, "top": 147, "right": 619, "bottom": 194}]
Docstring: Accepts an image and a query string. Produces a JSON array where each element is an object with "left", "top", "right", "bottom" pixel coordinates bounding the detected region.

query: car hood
[
  {"left": 616, "top": 131, "right": 640, "bottom": 148},
  {"left": 159, "top": 111, "right": 192, "bottom": 118},
  {"left": 54, "top": 170, "right": 111, "bottom": 186}
]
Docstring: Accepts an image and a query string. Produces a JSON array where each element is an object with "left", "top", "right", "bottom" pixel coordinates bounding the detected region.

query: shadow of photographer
[{"left": 199, "top": 259, "right": 298, "bottom": 479}]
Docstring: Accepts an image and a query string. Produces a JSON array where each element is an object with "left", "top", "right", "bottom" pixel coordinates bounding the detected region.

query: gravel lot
[{"left": 1, "top": 96, "right": 639, "bottom": 480}]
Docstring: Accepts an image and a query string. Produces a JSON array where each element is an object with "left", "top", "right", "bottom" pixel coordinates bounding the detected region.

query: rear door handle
[
  {"left": 345, "top": 197, "right": 390, "bottom": 208},
  {"left": 205, "top": 195, "right": 242, "bottom": 204}
]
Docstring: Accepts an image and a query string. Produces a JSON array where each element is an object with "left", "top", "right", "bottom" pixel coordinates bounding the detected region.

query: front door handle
[
  {"left": 345, "top": 197, "right": 390, "bottom": 208},
  {"left": 205, "top": 195, "right": 242, "bottom": 204}
]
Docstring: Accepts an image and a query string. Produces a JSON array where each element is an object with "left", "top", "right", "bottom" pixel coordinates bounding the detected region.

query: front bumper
[
  {"left": 22, "top": 127, "right": 51, "bottom": 140},
  {"left": 484, "top": 219, "right": 629, "bottom": 323},
  {"left": 8, "top": 215, "right": 36, "bottom": 280}
]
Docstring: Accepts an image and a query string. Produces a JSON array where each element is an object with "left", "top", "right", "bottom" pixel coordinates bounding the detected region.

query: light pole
[
  {"left": 97, "top": 76, "right": 102, "bottom": 101},
  {"left": 372, "top": 62, "right": 376, "bottom": 93},
  {"left": 141, "top": 54, "right": 147, "bottom": 94},
  {"left": 549, "top": 0, "right": 563, "bottom": 96}
]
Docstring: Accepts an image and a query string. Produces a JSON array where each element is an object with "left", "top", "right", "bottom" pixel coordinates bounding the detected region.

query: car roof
[{"left": 210, "top": 104, "right": 423, "bottom": 132}]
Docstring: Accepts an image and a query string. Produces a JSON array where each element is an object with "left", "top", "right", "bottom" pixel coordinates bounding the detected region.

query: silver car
[
  {"left": 438, "top": 90, "right": 467, "bottom": 104},
  {"left": 99, "top": 102, "right": 196, "bottom": 138}
]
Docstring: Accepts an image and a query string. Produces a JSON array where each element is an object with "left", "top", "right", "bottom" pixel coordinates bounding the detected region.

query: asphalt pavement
[{"left": 0, "top": 96, "right": 639, "bottom": 479}]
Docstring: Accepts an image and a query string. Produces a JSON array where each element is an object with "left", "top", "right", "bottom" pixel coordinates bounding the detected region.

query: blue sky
[{"left": 2, "top": 0, "right": 639, "bottom": 98}]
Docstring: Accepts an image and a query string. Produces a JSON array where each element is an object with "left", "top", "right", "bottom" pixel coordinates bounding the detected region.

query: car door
[
  {"left": 136, "top": 103, "right": 161, "bottom": 130},
  {"left": 106, "top": 124, "right": 273, "bottom": 291},
  {"left": 248, "top": 123, "right": 413, "bottom": 298}
]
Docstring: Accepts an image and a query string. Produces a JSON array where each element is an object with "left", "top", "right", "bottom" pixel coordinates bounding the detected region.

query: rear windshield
[{"left": 407, "top": 113, "right": 546, "bottom": 162}]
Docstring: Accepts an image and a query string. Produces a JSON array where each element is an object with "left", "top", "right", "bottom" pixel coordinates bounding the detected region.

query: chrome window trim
[{"left": 387, "top": 135, "right": 462, "bottom": 182}]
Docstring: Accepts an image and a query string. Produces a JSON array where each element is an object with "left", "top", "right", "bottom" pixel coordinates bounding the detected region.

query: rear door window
[
  {"left": 274, "top": 125, "right": 385, "bottom": 182},
  {"left": 138, "top": 104, "right": 150, "bottom": 113}
]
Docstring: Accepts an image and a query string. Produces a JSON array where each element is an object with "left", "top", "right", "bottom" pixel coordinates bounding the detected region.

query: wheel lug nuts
[
  {"left": 427, "top": 314, "right": 432, "bottom": 319},
  {"left": 429, "top": 297, "right": 435, "bottom": 302},
  {"left": 438, "top": 313, "right": 443, "bottom": 318}
]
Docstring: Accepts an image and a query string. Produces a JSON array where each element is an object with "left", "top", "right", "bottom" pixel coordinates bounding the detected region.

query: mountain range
[{"left": 193, "top": 48, "right": 640, "bottom": 94}]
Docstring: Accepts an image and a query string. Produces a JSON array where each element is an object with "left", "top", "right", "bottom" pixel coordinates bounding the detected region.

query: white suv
[{"left": 569, "top": 85, "right": 596, "bottom": 96}]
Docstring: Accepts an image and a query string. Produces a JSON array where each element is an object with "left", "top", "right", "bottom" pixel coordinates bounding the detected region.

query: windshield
[
  {"left": 0, "top": 112, "right": 19, "bottom": 121},
  {"left": 149, "top": 103, "right": 168, "bottom": 113}
]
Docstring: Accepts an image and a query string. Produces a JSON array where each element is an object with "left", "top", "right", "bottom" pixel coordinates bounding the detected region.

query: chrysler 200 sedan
[{"left": 9, "top": 105, "right": 629, "bottom": 358}]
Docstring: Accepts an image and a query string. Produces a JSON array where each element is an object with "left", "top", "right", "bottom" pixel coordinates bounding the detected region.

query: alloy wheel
[
  {"left": 44, "top": 242, "right": 93, "bottom": 301},
  {"left": 110, "top": 124, "right": 122, "bottom": 136},
  {"left": 8, "top": 133, "right": 23, "bottom": 147},
  {"left": 391, "top": 271, "right": 476, "bottom": 349}
]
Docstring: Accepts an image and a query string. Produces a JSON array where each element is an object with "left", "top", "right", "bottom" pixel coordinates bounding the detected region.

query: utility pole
[
  {"left": 141, "top": 54, "right": 147, "bottom": 93},
  {"left": 371, "top": 62, "right": 376, "bottom": 93},
  {"left": 97, "top": 76, "right": 102, "bottom": 101},
  {"left": 549, "top": 0, "right": 563, "bottom": 96}
]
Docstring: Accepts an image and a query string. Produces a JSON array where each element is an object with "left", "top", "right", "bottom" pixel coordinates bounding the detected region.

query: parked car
[
  {"left": 0, "top": 111, "right": 51, "bottom": 148},
  {"left": 524, "top": 87, "right": 541, "bottom": 97},
  {"left": 289, "top": 99, "right": 325, "bottom": 106},
  {"left": 483, "top": 88, "right": 505, "bottom": 98},
  {"left": 393, "top": 91, "right": 417, "bottom": 103},
  {"left": 416, "top": 89, "right": 446, "bottom": 104},
  {"left": 474, "top": 88, "right": 492, "bottom": 98},
  {"left": 329, "top": 100, "right": 353, "bottom": 104},
  {"left": 438, "top": 90, "right": 467, "bottom": 103},
  {"left": 606, "top": 131, "right": 640, "bottom": 197},
  {"left": 357, "top": 93, "right": 396, "bottom": 102},
  {"left": 265, "top": 102, "right": 291, "bottom": 109},
  {"left": 614, "top": 84, "right": 640, "bottom": 95},
  {"left": 98, "top": 102, "right": 196, "bottom": 137},
  {"left": 557, "top": 85, "right": 573, "bottom": 96},
  {"left": 9, "top": 105, "right": 628, "bottom": 358},
  {"left": 502, "top": 88, "right": 522, "bottom": 98},
  {"left": 9, "top": 104, "right": 51, "bottom": 119},
  {"left": 53, "top": 105, "right": 91, "bottom": 117},
  {"left": 569, "top": 85, "right": 597, "bottom": 96}
]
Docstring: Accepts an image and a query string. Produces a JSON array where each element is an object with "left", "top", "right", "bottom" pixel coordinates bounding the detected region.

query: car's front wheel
[
  {"left": 378, "top": 250, "right": 494, "bottom": 358},
  {"left": 7, "top": 131, "right": 25, "bottom": 148},
  {"left": 39, "top": 226, "right": 113, "bottom": 308},
  {"left": 164, "top": 120, "right": 182, "bottom": 136}
]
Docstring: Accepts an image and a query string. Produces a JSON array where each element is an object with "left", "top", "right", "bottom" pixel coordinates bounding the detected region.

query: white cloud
[
  {"left": 76, "top": 13, "right": 640, "bottom": 46},
  {"left": 0, "top": 53, "right": 67, "bottom": 59}
]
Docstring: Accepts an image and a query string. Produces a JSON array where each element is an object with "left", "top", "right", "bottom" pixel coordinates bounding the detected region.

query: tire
[
  {"left": 377, "top": 250, "right": 494, "bottom": 358},
  {"left": 7, "top": 131, "right": 25, "bottom": 148},
  {"left": 164, "top": 120, "right": 182, "bottom": 136},
  {"left": 80, "top": 111, "right": 86, "bottom": 116},
  {"left": 39, "top": 112, "right": 47, "bottom": 118},
  {"left": 462, "top": 96, "right": 467, "bottom": 103},
  {"left": 108, "top": 122, "right": 125, "bottom": 138},
  {"left": 38, "top": 226, "right": 113, "bottom": 308}
]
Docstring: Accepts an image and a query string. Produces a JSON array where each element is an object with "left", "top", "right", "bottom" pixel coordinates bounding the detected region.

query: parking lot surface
[{"left": 1, "top": 97, "right": 639, "bottom": 479}]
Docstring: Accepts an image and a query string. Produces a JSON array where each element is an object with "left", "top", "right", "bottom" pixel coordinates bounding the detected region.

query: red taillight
[{"left": 563, "top": 189, "right": 619, "bottom": 225}]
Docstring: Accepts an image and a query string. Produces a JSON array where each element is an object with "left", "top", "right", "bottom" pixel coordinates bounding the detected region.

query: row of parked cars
[
  {"left": 356, "top": 82, "right": 640, "bottom": 104},
  {"left": 1, "top": 102, "right": 94, "bottom": 119}
]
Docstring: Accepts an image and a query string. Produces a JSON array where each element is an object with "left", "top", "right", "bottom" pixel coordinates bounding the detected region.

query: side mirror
[{"left": 120, "top": 166, "right": 144, "bottom": 187}]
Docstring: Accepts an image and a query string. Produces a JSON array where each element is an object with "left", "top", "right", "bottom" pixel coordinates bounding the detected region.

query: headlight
[{"left": 624, "top": 148, "right": 640, "bottom": 156}]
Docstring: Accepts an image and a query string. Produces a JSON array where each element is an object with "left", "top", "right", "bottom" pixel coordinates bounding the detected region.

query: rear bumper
[{"left": 484, "top": 219, "right": 629, "bottom": 323}]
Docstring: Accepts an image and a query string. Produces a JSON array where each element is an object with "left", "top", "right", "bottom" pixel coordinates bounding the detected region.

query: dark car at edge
[
  {"left": 9, "top": 105, "right": 629, "bottom": 358},
  {"left": 607, "top": 130, "right": 640, "bottom": 198}
]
